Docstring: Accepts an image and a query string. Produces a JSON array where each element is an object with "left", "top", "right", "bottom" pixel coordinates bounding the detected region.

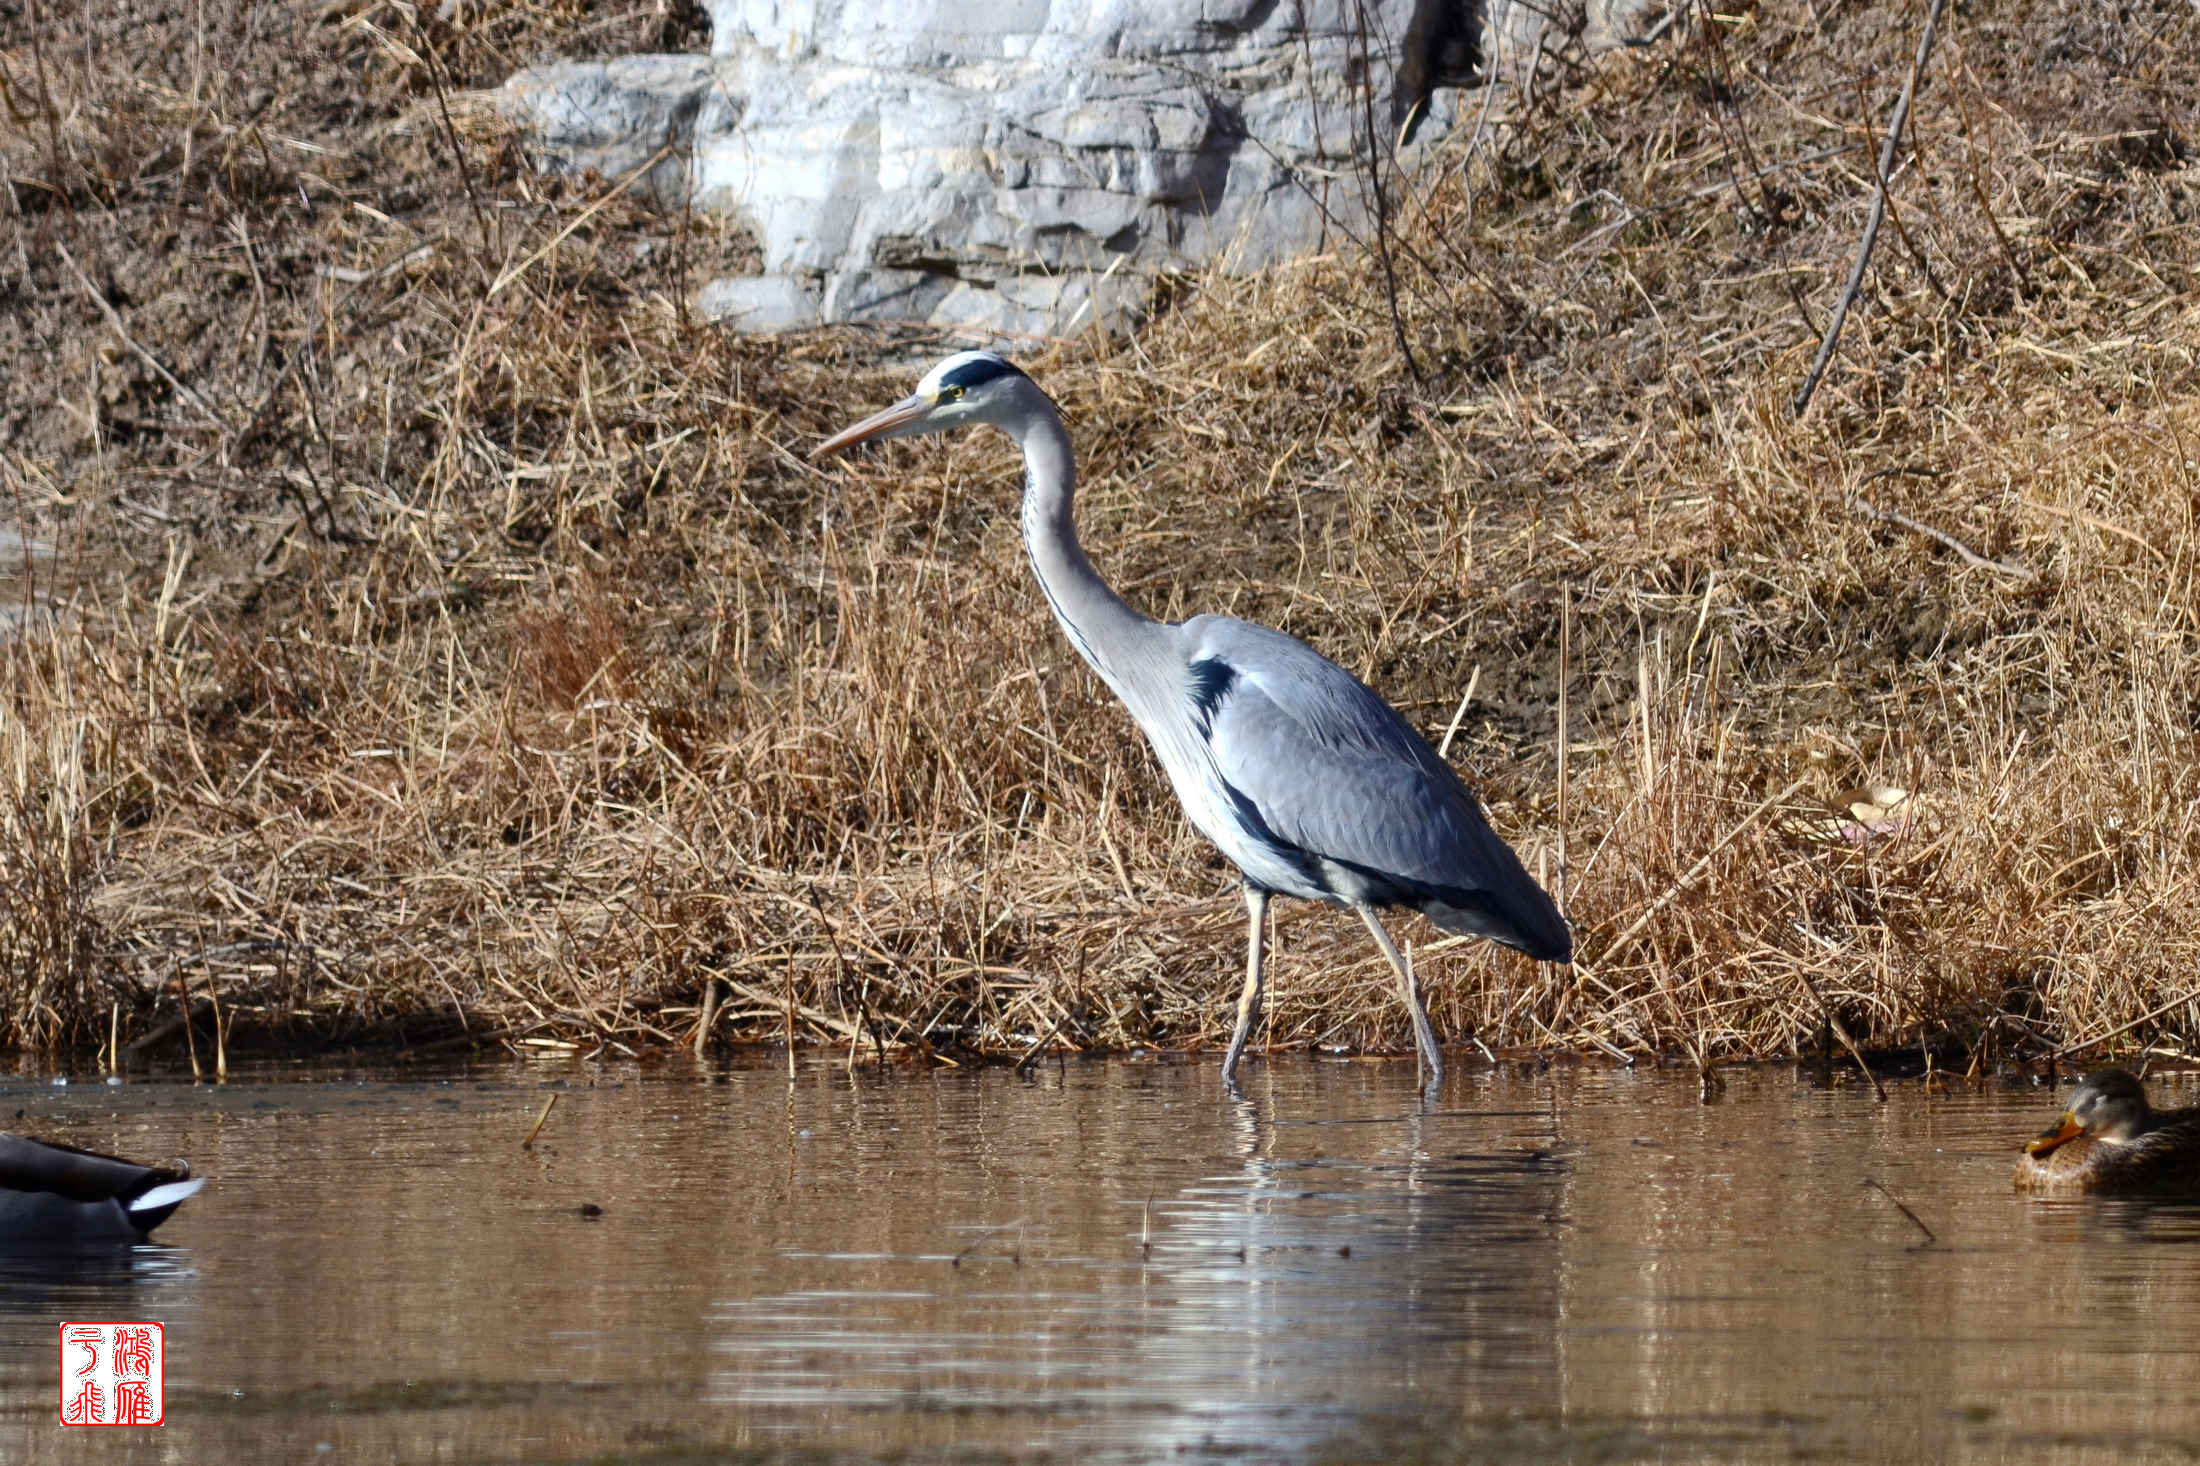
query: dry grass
[{"left": 2, "top": 0, "right": 2196, "bottom": 1068}]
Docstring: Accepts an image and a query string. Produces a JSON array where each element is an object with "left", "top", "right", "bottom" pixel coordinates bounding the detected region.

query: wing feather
[{"left": 1181, "top": 616, "right": 1570, "bottom": 960}]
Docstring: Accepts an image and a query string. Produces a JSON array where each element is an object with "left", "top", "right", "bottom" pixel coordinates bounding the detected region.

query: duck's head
[{"left": 2026, "top": 1069, "right": 2154, "bottom": 1156}]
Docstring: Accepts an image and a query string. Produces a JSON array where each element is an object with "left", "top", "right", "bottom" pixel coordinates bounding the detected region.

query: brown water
[{"left": 5, "top": 1057, "right": 2200, "bottom": 1464}]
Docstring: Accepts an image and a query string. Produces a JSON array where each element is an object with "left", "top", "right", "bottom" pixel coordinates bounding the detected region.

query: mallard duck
[
  {"left": 0, "top": 1134, "right": 205, "bottom": 1242},
  {"left": 2013, "top": 1069, "right": 2200, "bottom": 1195}
]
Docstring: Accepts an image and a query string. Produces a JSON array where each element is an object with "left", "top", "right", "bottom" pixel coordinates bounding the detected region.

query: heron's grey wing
[{"left": 1184, "top": 618, "right": 1571, "bottom": 960}]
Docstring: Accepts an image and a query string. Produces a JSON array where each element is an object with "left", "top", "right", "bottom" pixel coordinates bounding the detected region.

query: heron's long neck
[{"left": 1012, "top": 397, "right": 1155, "bottom": 693}]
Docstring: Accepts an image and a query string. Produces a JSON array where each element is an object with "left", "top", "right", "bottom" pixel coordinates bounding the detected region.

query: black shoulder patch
[
  {"left": 1217, "top": 777, "right": 1324, "bottom": 887},
  {"left": 1188, "top": 657, "right": 1236, "bottom": 735},
  {"left": 938, "top": 354, "right": 1024, "bottom": 392}
]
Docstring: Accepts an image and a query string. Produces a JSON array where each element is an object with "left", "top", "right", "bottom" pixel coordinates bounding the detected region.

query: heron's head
[
  {"left": 2027, "top": 1069, "right": 2154, "bottom": 1156},
  {"left": 811, "top": 352, "right": 1033, "bottom": 459}
]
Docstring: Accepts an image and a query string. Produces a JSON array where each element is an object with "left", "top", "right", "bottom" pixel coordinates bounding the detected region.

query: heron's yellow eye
[{"left": 943, "top": 385, "right": 965, "bottom": 401}]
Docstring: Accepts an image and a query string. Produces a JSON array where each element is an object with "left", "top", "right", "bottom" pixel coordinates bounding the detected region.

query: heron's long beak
[
  {"left": 2026, "top": 1111, "right": 2082, "bottom": 1157},
  {"left": 811, "top": 394, "right": 931, "bottom": 460}
]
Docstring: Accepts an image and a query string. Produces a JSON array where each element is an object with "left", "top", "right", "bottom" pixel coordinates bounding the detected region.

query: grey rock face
[{"left": 497, "top": 1, "right": 1664, "bottom": 333}]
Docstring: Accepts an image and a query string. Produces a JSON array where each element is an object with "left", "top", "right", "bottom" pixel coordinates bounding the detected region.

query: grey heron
[{"left": 813, "top": 352, "right": 1571, "bottom": 1088}]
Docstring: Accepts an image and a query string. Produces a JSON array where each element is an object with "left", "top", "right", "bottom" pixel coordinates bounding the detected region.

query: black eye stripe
[{"left": 937, "top": 355, "right": 1023, "bottom": 392}]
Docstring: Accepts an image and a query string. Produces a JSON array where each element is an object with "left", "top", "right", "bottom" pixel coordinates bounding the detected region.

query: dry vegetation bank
[{"left": 2, "top": 0, "right": 2196, "bottom": 1070}]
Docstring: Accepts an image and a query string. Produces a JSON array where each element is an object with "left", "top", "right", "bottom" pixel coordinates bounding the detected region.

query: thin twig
[
  {"left": 121, "top": 1001, "right": 206, "bottom": 1058},
  {"left": 520, "top": 1092, "right": 558, "bottom": 1148},
  {"left": 950, "top": 1218, "right": 1025, "bottom": 1268},
  {"left": 1865, "top": 1177, "right": 1937, "bottom": 1245},
  {"left": 1558, "top": 145, "right": 1860, "bottom": 259},
  {"left": 314, "top": 243, "right": 437, "bottom": 285},
  {"left": 206, "top": 974, "right": 227, "bottom": 1082},
  {"left": 1849, "top": 493, "right": 2031, "bottom": 580},
  {"left": 1556, "top": 582, "right": 1571, "bottom": 919},
  {"left": 1800, "top": 969, "right": 1886, "bottom": 1102},
  {"left": 1014, "top": 1003, "right": 1075, "bottom": 1074},
  {"left": 56, "top": 241, "right": 226, "bottom": 426},
  {"left": 1946, "top": 48, "right": 2032, "bottom": 292},
  {"left": 174, "top": 971, "right": 202, "bottom": 1082},
  {"left": 1436, "top": 665, "right": 1481, "bottom": 759},
  {"left": 1352, "top": 0, "right": 1422, "bottom": 382},
  {"left": 410, "top": 10, "right": 495, "bottom": 263},
  {"left": 694, "top": 976, "right": 719, "bottom": 1056},
  {"left": 23, "top": 0, "right": 67, "bottom": 204},
  {"left": 1792, "top": 0, "right": 1947, "bottom": 416},
  {"left": 1599, "top": 777, "right": 1810, "bottom": 955},
  {"left": 2018, "top": 496, "right": 2168, "bottom": 565},
  {"left": 488, "top": 145, "right": 675, "bottom": 299},
  {"left": 2056, "top": 981, "right": 2200, "bottom": 1064}
]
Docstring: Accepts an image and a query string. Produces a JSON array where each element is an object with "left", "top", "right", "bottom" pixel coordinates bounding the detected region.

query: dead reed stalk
[{"left": 0, "top": 0, "right": 2194, "bottom": 1068}]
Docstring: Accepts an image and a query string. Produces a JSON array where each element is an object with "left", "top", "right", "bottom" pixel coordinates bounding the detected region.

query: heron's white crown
[{"left": 917, "top": 351, "right": 1025, "bottom": 402}]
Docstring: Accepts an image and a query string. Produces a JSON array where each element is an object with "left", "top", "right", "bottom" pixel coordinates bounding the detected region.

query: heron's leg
[
  {"left": 1354, "top": 904, "right": 1444, "bottom": 1088},
  {"left": 1222, "top": 885, "right": 1270, "bottom": 1085}
]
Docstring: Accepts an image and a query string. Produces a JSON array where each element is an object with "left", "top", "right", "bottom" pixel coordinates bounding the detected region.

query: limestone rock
[{"left": 497, "top": 1, "right": 1667, "bottom": 333}]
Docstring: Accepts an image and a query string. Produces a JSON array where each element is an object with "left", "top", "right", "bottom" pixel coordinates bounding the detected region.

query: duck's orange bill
[{"left": 2026, "top": 1112, "right": 2083, "bottom": 1157}]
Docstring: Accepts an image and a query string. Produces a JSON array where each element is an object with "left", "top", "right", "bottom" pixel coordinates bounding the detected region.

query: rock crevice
[{"left": 497, "top": 0, "right": 1663, "bottom": 332}]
